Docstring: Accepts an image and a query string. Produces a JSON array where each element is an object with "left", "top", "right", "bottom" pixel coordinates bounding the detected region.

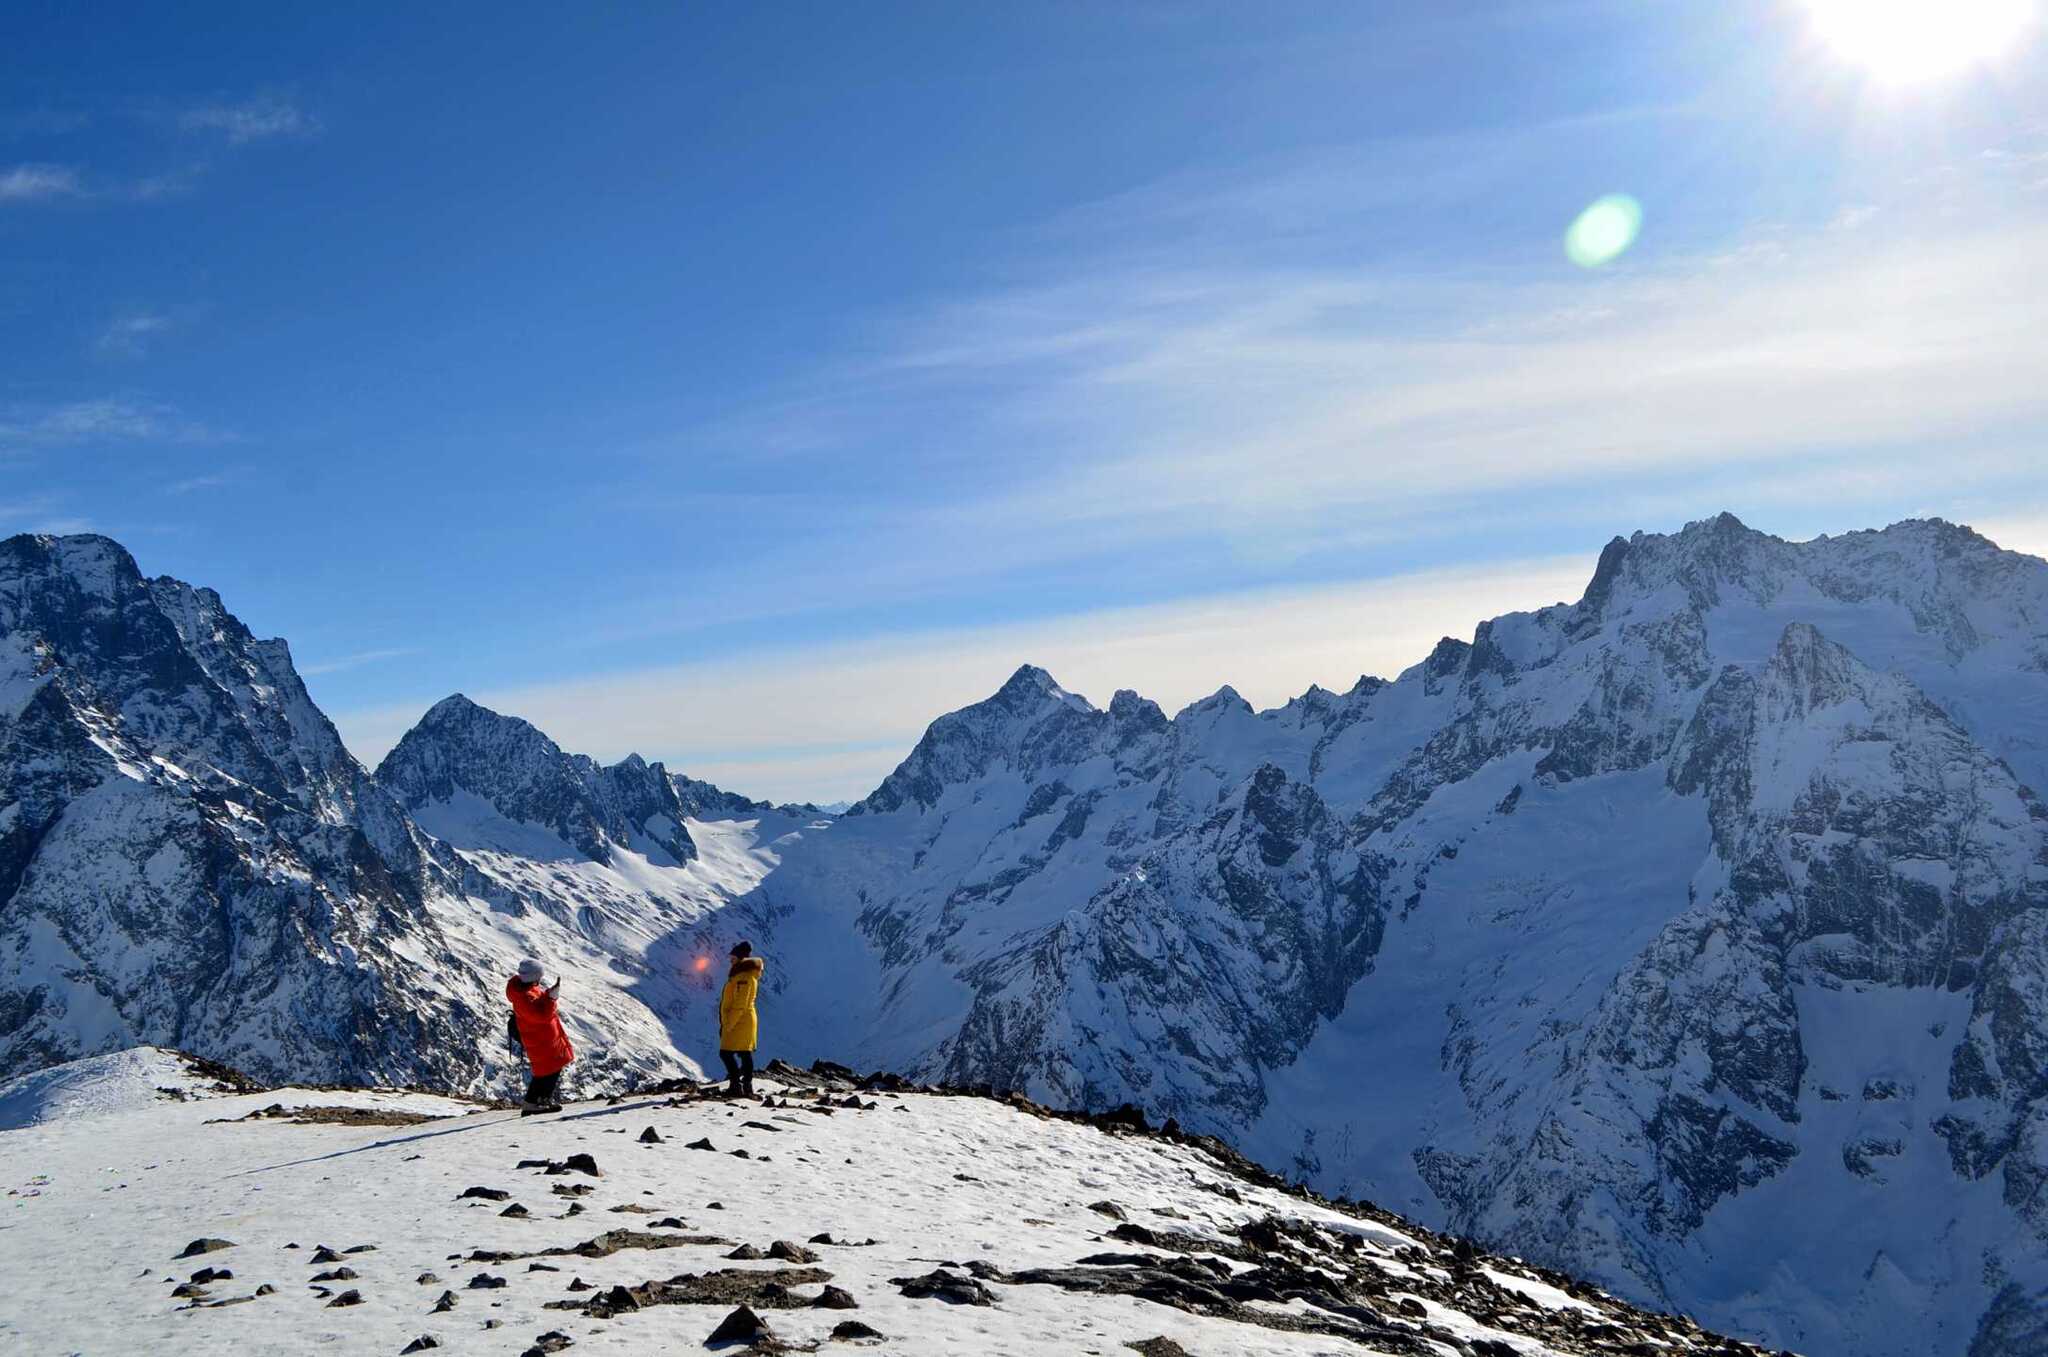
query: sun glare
[{"left": 1805, "top": 0, "right": 2035, "bottom": 83}]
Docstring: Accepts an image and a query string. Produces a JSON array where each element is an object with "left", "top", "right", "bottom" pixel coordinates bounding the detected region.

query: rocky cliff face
[{"left": 0, "top": 534, "right": 485, "bottom": 1087}]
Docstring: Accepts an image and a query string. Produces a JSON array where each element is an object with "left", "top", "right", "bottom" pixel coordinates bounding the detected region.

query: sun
[{"left": 1804, "top": 0, "right": 2035, "bottom": 83}]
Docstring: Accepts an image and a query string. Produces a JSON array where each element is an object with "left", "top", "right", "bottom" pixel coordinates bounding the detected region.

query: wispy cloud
[
  {"left": 300, "top": 647, "right": 422, "bottom": 678},
  {"left": 0, "top": 397, "right": 221, "bottom": 447},
  {"left": 166, "top": 472, "right": 233, "bottom": 495},
  {"left": 331, "top": 555, "right": 1597, "bottom": 801},
  {"left": 0, "top": 163, "right": 83, "bottom": 202},
  {"left": 679, "top": 129, "right": 2048, "bottom": 578},
  {"left": 96, "top": 312, "right": 175, "bottom": 358},
  {"left": 179, "top": 96, "right": 319, "bottom": 144}
]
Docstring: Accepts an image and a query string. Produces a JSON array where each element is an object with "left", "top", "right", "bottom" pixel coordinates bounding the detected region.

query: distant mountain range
[{"left": 3, "top": 514, "right": 2045, "bottom": 1356}]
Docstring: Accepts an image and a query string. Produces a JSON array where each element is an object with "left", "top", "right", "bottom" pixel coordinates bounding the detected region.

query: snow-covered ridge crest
[{"left": 0, "top": 1052, "right": 1794, "bottom": 1357}]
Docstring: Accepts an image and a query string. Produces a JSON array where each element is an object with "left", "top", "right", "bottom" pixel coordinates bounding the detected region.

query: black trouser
[
  {"left": 524, "top": 1070, "right": 562, "bottom": 1106},
  {"left": 719, "top": 1049, "right": 754, "bottom": 1091}
]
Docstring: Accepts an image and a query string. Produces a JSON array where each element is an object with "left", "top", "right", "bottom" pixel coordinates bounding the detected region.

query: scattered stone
[
  {"left": 808, "top": 1233, "right": 837, "bottom": 1245},
  {"left": 516, "top": 1159, "right": 553, "bottom": 1169},
  {"left": 170, "top": 1283, "right": 210, "bottom": 1299},
  {"left": 890, "top": 1268, "right": 996, "bottom": 1306},
  {"left": 401, "top": 1339, "right": 441, "bottom": 1354},
  {"left": 725, "top": 1244, "right": 766, "bottom": 1260},
  {"left": 416, "top": 1272, "right": 441, "bottom": 1285},
  {"left": 459, "top": 1186, "right": 511, "bottom": 1202},
  {"left": 563, "top": 1202, "right": 586, "bottom": 1217},
  {"left": 741, "top": 1121, "right": 784, "bottom": 1133},
  {"left": 468, "top": 1274, "right": 508, "bottom": 1290},
  {"left": 830, "top": 1320, "right": 883, "bottom": 1340},
  {"left": 562, "top": 1268, "right": 831, "bottom": 1320},
  {"left": 706, "top": 1201, "right": 725, "bottom": 1209},
  {"left": 501, "top": 1203, "right": 530, "bottom": 1218},
  {"left": 529, "top": 1262, "right": 561, "bottom": 1272},
  {"left": 189, "top": 1267, "right": 234, "bottom": 1284},
  {"left": 551, "top": 1183, "right": 594, "bottom": 1197},
  {"left": 812, "top": 1285, "right": 859, "bottom": 1309},
  {"left": 327, "top": 1289, "right": 365, "bottom": 1308},
  {"left": 687, "top": 1138, "right": 717, "bottom": 1151},
  {"left": 639, "top": 1127, "right": 662, "bottom": 1144},
  {"left": 311, "top": 1268, "right": 359, "bottom": 1282},
  {"left": 255, "top": 1284, "right": 276, "bottom": 1296},
  {"left": 608, "top": 1203, "right": 661, "bottom": 1214},
  {"left": 653, "top": 1216, "right": 690, "bottom": 1229},
  {"left": 521, "top": 1332, "right": 574, "bottom": 1356},
  {"left": 567, "top": 1277, "right": 592, "bottom": 1292},
  {"left": 1125, "top": 1340, "right": 1191, "bottom": 1357},
  {"left": 1089, "top": 1201, "right": 1128, "bottom": 1221},
  {"left": 432, "top": 1290, "right": 460, "bottom": 1313},
  {"left": 552, "top": 1153, "right": 602, "bottom": 1177},
  {"left": 311, "top": 1246, "right": 346, "bottom": 1264},
  {"left": 730, "top": 1149, "right": 752, "bottom": 1160},
  {"left": 768, "top": 1240, "right": 820, "bottom": 1264},
  {"left": 705, "top": 1305, "right": 768, "bottom": 1346},
  {"left": 176, "top": 1238, "right": 234, "bottom": 1259},
  {"left": 345, "top": 1244, "right": 378, "bottom": 1254}
]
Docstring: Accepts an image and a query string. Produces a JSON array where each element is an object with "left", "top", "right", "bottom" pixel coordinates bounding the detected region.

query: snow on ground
[
  {"left": 0, "top": 1059, "right": 1757, "bottom": 1357},
  {"left": 0, "top": 1047, "right": 243, "bottom": 1132}
]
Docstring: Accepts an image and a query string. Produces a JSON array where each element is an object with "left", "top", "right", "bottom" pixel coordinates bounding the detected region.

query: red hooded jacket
[{"left": 507, "top": 977, "right": 575, "bottom": 1078}]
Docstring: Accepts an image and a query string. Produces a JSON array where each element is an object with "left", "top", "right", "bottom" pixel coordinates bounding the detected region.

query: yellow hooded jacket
[{"left": 719, "top": 956, "right": 765, "bottom": 1052}]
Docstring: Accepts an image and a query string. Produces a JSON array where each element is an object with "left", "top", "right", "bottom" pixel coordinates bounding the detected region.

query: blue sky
[{"left": 6, "top": 3, "right": 2046, "bottom": 800}]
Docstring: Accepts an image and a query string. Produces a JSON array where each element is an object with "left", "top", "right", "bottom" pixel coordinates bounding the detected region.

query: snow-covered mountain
[
  {"left": 730, "top": 514, "right": 2048, "bottom": 1357},
  {"left": 0, "top": 1047, "right": 1790, "bottom": 1357},
  {"left": 7, "top": 514, "right": 2048, "bottom": 1356},
  {"left": 0, "top": 535, "right": 797, "bottom": 1096}
]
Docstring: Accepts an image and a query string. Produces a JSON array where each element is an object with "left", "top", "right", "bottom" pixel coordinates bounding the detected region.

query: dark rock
[
  {"left": 725, "top": 1244, "right": 766, "bottom": 1260},
  {"left": 639, "top": 1126, "right": 662, "bottom": 1144},
  {"left": 705, "top": 1305, "right": 768, "bottom": 1346},
  {"left": 170, "top": 1283, "right": 210, "bottom": 1299},
  {"left": 311, "top": 1246, "right": 345, "bottom": 1264},
  {"left": 567, "top": 1277, "right": 592, "bottom": 1292},
  {"left": 344, "top": 1244, "right": 378, "bottom": 1254},
  {"left": 520, "top": 1332, "right": 574, "bottom": 1356},
  {"left": 768, "top": 1240, "right": 820, "bottom": 1263},
  {"left": 189, "top": 1267, "right": 234, "bottom": 1284},
  {"left": 529, "top": 1262, "right": 561, "bottom": 1272},
  {"left": 401, "top": 1339, "right": 441, "bottom": 1354},
  {"left": 501, "top": 1203, "right": 530, "bottom": 1218},
  {"left": 812, "top": 1285, "right": 859, "bottom": 1309},
  {"left": 890, "top": 1268, "right": 996, "bottom": 1306},
  {"left": 707, "top": 1201, "right": 725, "bottom": 1209},
  {"left": 311, "top": 1268, "right": 359, "bottom": 1282},
  {"left": 551, "top": 1183, "right": 594, "bottom": 1197},
  {"left": 176, "top": 1238, "right": 234, "bottom": 1259},
  {"left": 808, "top": 1232, "right": 837, "bottom": 1245},
  {"left": 416, "top": 1272, "right": 441, "bottom": 1285},
  {"left": 831, "top": 1320, "right": 884, "bottom": 1340},
  {"left": 431, "top": 1290, "right": 459, "bottom": 1313},
  {"left": 458, "top": 1186, "right": 511, "bottom": 1202},
  {"left": 731, "top": 1149, "right": 752, "bottom": 1160},
  {"left": 1125, "top": 1341, "right": 1192, "bottom": 1357},
  {"left": 254, "top": 1284, "right": 276, "bottom": 1296},
  {"left": 687, "top": 1138, "right": 717, "bottom": 1151},
  {"left": 467, "top": 1274, "right": 508, "bottom": 1290},
  {"left": 1089, "top": 1201, "right": 1127, "bottom": 1221},
  {"left": 327, "top": 1289, "right": 364, "bottom": 1308},
  {"left": 554, "top": 1153, "right": 602, "bottom": 1177}
]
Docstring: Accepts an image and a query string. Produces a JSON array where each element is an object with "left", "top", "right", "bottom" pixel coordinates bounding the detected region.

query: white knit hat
[{"left": 516, "top": 958, "right": 545, "bottom": 983}]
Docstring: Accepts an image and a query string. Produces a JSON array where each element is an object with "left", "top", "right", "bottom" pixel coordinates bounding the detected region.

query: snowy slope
[{"left": 0, "top": 1054, "right": 1787, "bottom": 1357}]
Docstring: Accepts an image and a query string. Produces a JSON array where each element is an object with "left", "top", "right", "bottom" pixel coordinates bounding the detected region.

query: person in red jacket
[{"left": 507, "top": 957, "right": 575, "bottom": 1115}]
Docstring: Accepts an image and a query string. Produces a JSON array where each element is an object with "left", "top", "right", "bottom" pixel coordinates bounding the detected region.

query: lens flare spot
[
  {"left": 693, "top": 956, "right": 711, "bottom": 973},
  {"left": 1564, "top": 194, "right": 1644, "bottom": 269}
]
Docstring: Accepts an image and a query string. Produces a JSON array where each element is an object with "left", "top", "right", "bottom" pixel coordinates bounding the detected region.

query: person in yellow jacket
[{"left": 718, "top": 940, "right": 766, "bottom": 1097}]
